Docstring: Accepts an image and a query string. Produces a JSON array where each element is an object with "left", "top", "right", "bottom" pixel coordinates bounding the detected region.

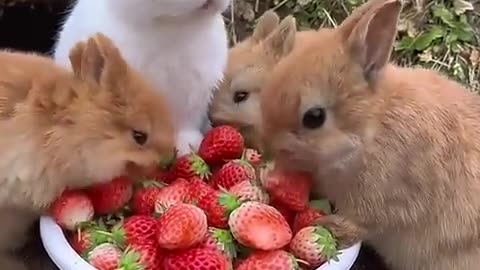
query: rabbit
[
  {"left": 209, "top": 11, "right": 315, "bottom": 149},
  {"left": 259, "top": 0, "right": 480, "bottom": 269},
  {"left": 0, "top": 33, "right": 175, "bottom": 270},
  {"left": 53, "top": 0, "right": 231, "bottom": 156}
]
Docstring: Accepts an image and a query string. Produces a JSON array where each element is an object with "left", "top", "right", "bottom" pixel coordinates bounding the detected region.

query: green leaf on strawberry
[
  {"left": 309, "top": 199, "right": 332, "bottom": 215},
  {"left": 313, "top": 226, "right": 340, "bottom": 262}
]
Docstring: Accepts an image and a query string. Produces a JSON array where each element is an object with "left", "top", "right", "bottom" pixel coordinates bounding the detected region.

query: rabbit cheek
[{"left": 124, "top": 150, "right": 160, "bottom": 178}]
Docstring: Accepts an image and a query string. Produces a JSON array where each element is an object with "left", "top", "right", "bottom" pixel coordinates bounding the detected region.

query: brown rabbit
[
  {"left": 0, "top": 33, "right": 175, "bottom": 269},
  {"left": 209, "top": 10, "right": 314, "bottom": 149},
  {"left": 260, "top": 0, "right": 480, "bottom": 270}
]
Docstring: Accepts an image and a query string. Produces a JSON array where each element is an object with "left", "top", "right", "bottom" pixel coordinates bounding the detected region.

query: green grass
[{"left": 226, "top": 0, "right": 480, "bottom": 92}]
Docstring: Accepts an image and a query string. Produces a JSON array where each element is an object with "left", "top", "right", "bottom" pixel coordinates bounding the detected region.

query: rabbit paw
[
  {"left": 315, "top": 214, "right": 364, "bottom": 249},
  {"left": 176, "top": 129, "right": 204, "bottom": 155}
]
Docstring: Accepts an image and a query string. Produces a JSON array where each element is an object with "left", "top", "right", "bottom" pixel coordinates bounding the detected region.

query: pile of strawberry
[{"left": 49, "top": 125, "right": 340, "bottom": 270}]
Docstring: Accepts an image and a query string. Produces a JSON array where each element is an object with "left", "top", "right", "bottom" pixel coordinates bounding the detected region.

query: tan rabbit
[
  {"left": 209, "top": 10, "right": 314, "bottom": 149},
  {"left": 0, "top": 33, "right": 175, "bottom": 269},
  {"left": 260, "top": 0, "right": 480, "bottom": 270}
]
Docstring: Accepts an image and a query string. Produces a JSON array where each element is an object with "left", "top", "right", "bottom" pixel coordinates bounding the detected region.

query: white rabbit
[{"left": 53, "top": 0, "right": 230, "bottom": 155}]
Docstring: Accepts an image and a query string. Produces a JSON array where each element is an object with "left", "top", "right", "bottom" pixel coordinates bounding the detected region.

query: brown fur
[
  {"left": 209, "top": 11, "right": 314, "bottom": 149},
  {"left": 260, "top": 1, "right": 480, "bottom": 270},
  {"left": 0, "top": 33, "right": 174, "bottom": 269}
]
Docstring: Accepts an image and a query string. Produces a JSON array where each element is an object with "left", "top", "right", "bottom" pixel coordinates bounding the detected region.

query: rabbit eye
[
  {"left": 302, "top": 107, "right": 326, "bottom": 129},
  {"left": 233, "top": 91, "right": 249, "bottom": 103},
  {"left": 132, "top": 130, "right": 148, "bottom": 145}
]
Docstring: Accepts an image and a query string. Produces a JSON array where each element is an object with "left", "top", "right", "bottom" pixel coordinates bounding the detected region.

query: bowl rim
[{"left": 40, "top": 216, "right": 361, "bottom": 270}]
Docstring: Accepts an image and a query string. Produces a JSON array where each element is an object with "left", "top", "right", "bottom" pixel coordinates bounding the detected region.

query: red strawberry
[
  {"left": 163, "top": 247, "right": 230, "bottom": 270},
  {"left": 212, "top": 159, "right": 256, "bottom": 190},
  {"left": 87, "top": 243, "right": 122, "bottom": 270},
  {"left": 260, "top": 162, "right": 312, "bottom": 211},
  {"left": 199, "top": 227, "right": 237, "bottom": 259},
  {"left": 50, "top": 190, "right": 94, "bottom": 231},
  {"left": 149, "top": 168, "right": 176, "bottom": 184},
  {"left": 197, "top": 189, "right": 241, "bottom": 228},
  {"left": 244, "top": 148, "right": 262, "bottom": 167},
  {"left": 70, "top": 229, "right": 93, "bottom": 255},
  {"left": 128, "top": 239, "right": 164, "bottom": 270},
  {"left": 69, "top": 223, "right": 110, "bottom": 256},
  {"left": 289, "top": 226, "right": 339, "bottom": 268},
  {"left": 154, "top": 178, "right": 191, "bottom": 214},
  {"left": 86, "top": 176, "right": 133, "bottom": 215},
  {"left": 228, "top": 201, "right": 292, "bottom": 250},
  {"left": 112, "top": 215, "right": 157, "bottom": 246},
  {"left": 156, "top": 203, "right": 208, "bottom": 250},
  {"left": 171, "top": 153, "right": 210, "bottom": 180},
  {"left": 229, "top": 179, "right": 269, "bottom": 204},
  {"left": 188, "top": 176, "right": 215, "bottom": 203},
  {"left": 131, "top": 180, "right": 164, "bottom": 215},
  {"left": 236, "top": 250, "right": 300, "bottom": 270},
  {"left": 199, "top": 125, "right": 245, "bottom": 165},
  {"left": 270, "top": 199, "right": 296, "bottom": 227},
  {"left": 292, "top": 200, "right": 331, "bottom": 234}
]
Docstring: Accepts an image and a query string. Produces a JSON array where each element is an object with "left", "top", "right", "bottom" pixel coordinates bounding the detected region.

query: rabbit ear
[
  {"left": 342, "top": 0, "right": 402, "bottom": 81},
  {"left": 69, "top": 40, "right": 87, "bottom": 77},
  {"left": 337, "top": 0, "right": 389, "bottom": 37},
  {"left": 251, "top": 10, "right": 280, "bottom": 43},
  {"left": 72, "top": 33, "right": 128, "bottom": 94},
  {"left": 263, "top": 15, "right": 297, "bottom": 59}
]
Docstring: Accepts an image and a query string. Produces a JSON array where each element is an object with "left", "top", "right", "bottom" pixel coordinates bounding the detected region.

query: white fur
[{"left": 53, "top": 0, "right": 230, "bottom": 155}]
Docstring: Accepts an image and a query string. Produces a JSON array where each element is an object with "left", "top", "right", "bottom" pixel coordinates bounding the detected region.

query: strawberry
[
  {"left": 270, "top": 199, "right": 296, "bottom": 227},
  {"left": 188, "top": 176, "right": 215, "bottom": 203},
  {"left": 87, "top": 243, "right": 122, "bottom": 270},
  {"left": 163, "top": 247, "right": 230, "bottom": 270},
  {"left": 86, "top": 176, "right": 133, "bottom": 215},
  {"left": 49, "top": 190, "right": 94, "bottom": 231},
  {"left": 197, "top": 189, "right": 241, "bottom": 228},
  {"left": 244, "top": 148, "right": 262, "bottom": 167},
  {"left": 69, "top": 229, "right": 94, "bottom": 255},
  {"left": 228, "top": 201, "right": 292, "bottom": 250},
  {"left": 171, "top": 153, "right": 210, "bottom": 180},
  {"left": 128, "top": 239, "right": 164, "bottom": 270},
  {"left": 131, "top": 180, "right": 164, "bottom": 215},
  {"left": 289, "top": 225, "right": 339, "bottom": 268},
  {"left": 292, "top": 199, "right": 331, "bottom": 234},
  {"left": 154, "top": 178, "right": 191, "bottom": 214},
  {"left": 111, "top": 215, "right": 157, "bottom": 246},
  {"left": 236, "top": 250, "right": 300, "bottom": 270},
  {"left": 156, "top": 203, "right": 208, "bottom": 250},
  {"left": 229, "top": 179, "right": 269, "bottom": 204},
  {"left": 199, "top": 125, "right": 245, "bottom": 165},
  {"left": 199, "top": 227, "right": 237, "bottom": 260},
  {"left": 259, "top": 162, "right": 312, "bottom": 211},
  {"left": 212, "top": 159, "right": 256, "bottom": 190},
  {"left": 149, "top": 168, "right": 176, "bottom": 184}
]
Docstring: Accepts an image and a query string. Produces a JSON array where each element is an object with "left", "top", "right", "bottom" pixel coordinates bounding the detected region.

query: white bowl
[{"left": 40, "top": 216, "right": 361, "bottom": 270}]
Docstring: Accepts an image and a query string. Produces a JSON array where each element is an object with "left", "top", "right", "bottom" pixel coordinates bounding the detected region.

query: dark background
[{"left": 0, "top": 1, "right": 389, "bottom": 269}]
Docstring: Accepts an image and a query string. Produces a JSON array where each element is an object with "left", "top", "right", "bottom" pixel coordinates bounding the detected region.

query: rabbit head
[
  {"left": 260, "top": 0, "right": 403, "bottom": 175},
  {"left": 110, "top": 0, "right": 230, "bottom": 22},
  {"left": 37, "top": 33, "right": 176, "bottom": 185},
  {"left": 209, "top": 13, "right": 297, "bottom": 148}
]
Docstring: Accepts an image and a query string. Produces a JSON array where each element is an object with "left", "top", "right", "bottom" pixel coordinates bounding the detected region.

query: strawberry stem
[
  {"left": 313, "top": 226, "right": 341, "bottom": 262},
  {"left": 210, "top": 228, "right": 238, "bottom": 259},
  {"left": 189, "top": 154, "right": 211, "bottom": 179}
]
